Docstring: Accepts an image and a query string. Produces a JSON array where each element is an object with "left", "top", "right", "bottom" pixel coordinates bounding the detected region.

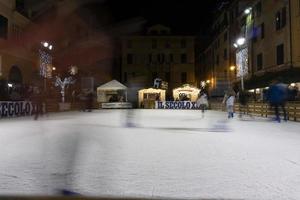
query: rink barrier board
[
  {"left": 210, "top": 101, "right": 300, "bottom": 122},
  {"left": 0, "top": 197, "right": 242, "bottom": 200}
]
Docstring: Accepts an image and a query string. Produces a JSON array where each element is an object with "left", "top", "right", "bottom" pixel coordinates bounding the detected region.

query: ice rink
[{"left": 0, "top": 110, "right": 300, "bottom": 199}]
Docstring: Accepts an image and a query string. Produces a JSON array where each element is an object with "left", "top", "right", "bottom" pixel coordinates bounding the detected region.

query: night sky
[{"left": 81, "top": 0, "right": 226, "bottom": 35}]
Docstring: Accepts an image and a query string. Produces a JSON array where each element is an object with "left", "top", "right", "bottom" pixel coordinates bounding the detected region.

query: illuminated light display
[{"left": 236, "top": 47, "right": 248, "bottom": 78}]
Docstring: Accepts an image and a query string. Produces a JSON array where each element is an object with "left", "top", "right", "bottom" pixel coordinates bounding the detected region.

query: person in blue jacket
[{"left": 267, "top": 79, "right": 288, "bottom": 122}]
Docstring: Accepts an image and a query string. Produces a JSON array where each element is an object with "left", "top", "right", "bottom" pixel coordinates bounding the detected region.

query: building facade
[
  {"left": 199, "top": 0, "right": 300, "bottom": 96},
  {"left": 121, "top": 24, "right": 196, "bottom": 100},
  {"left": 0, "top": 0, "right": 35, "bottom": 88}
]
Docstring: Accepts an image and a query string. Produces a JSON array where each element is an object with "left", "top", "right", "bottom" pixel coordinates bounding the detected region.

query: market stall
[
  {"left": 97, "top": 80, "right": 132, "bottom": 108},
  {"left": 173, "top": 84, "right": 200, "bottom": 102},
  {"left": 138, "top": 88, "right": 166, "bottom": 108}
]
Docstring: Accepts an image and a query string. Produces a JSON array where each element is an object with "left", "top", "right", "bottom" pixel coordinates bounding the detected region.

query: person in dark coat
[
  {"left": 267, "top": 80, "right": 288, "bottom": 122},
  {"left": 237, "top": 90, "right": 251, "bottom": 118},
  {"left": 85, "top": 91, "right": 94, "bottom": 112}
]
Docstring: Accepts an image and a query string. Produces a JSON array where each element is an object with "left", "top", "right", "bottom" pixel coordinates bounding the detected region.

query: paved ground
[{"left": 0, "top": 110, "right": 300, "bottom": 199}]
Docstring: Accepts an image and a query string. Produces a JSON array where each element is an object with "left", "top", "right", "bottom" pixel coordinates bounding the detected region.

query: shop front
[{"left": 138, "top": 88, "right": 166, "bottom": 108}]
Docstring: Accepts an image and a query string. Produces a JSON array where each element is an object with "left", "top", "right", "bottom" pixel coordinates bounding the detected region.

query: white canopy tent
[
  {"left": 173, "top": 84, "right": 200, "bottom": 102},
  {"left": 97, "top": 80, "right": 128, "bottom": 103}
]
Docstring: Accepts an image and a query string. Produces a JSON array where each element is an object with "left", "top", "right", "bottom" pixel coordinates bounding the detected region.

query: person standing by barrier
[
  {"left": 237, "top": 90, "right": 251, "bottom": 118},
  {"left": 197, "top": 90, "right": 208, "bottom": 117},
  {"left": 223, "top": 90, "right": 236, "bottom": 119},
  {"left": 267, "top": 80, "right": 288, "bottom": 122},
  {"left": 31, "top": 87, "right": 44, "bottom": 120}
]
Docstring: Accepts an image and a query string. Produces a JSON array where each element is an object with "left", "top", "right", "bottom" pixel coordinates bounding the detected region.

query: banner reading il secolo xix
[
  {"left": 0, "top": 101, "right": 34, "bottom": 118},
  {"left": 155, "top": 101, "right": 199, "bottom": 109}
]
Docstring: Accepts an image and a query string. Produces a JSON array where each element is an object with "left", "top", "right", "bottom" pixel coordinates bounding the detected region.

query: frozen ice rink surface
[{"left": 0, "top": 110, "right": 300, "bottom": 199}]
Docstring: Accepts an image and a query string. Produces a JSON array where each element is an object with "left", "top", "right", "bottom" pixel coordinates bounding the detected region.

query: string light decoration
[
  {"left": 55, "top": 76, "right": 76, "bottom": 103},
  {"left": 236, "top": 48, "right": 249, "bottom": 78},
  {"left": 39, "top": 49, "right": 52, "bottom": 78}
]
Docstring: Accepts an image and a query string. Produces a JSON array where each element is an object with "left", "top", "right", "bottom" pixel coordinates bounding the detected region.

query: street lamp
[
  {"left": 244, "top": 8, "right": 252, "bottom": 15},
  {"left": 236, "top": 37, "right": 246, "bottom": 46},
  {"left": 230, "top": 65, "right": 236, "bottom": 71}
]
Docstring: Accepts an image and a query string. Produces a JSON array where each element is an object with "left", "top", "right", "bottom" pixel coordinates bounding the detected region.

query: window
[
  {"left": 181, "top": 72, "right": 187, "bottom": 83},
  {"left": 275, "top": 11, "right": 281, "bottom": 30},
  {"left": 261, "top": 23, "right": 264, "bottom": 39},
  {"left": 224, "top": 32, "right": 228, "bottom": 42},
  {"left": 282, "top": 7, "right": 287, "bottom": 28},
  {"left": 253, "top": 26, "right": 258, "bottom": 43},
  {"left": 224, "top": 48, "right": 227, "bottom": 60},
  {"left": 181, "top": 54, "right": 187, "bottom": 63},
  {"left": 157, "top": 54, "right": 165, "bottom": 64},
  {"left": 276, "top": 44, "right": 284, "bottom": 65},
  {"left": 152, "top": 39, "right": 157, "bottom": 49},
  {"left": 275, "top": 7, "right": 287, "bottom": 30},
  {"left": 124, "top": 72, "right": 127, "bottom": 83},
  {"left": 257, "top": 53, "right": 263, "bottom": 71},
  {"left": 255, "top": 1, "right": 262, "bottom": 17},
  {"left": 127, "top": 54, "right": 133, "bottom": 64},
  {"left": 181, "top": 39, "right": 186, "bottom": 48},
  {"left": 0, "top": 15, "right": 8, "bottom": 39}
]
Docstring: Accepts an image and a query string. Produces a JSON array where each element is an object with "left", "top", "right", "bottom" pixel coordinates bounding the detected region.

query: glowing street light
[
  {"left": 52, "top": 67, "right": 56, "bottom": 71},
  {"left": 236, "top": 37, "right": 246, "bottom": 46},
  {"left": 244, "top": 8, "right": 251, "bottom": 15},
  {"left": 206, "top": 80, "right": 211, "bottom": 84},
  {"left": 233, "top": 43, "right": 238, "bottom": 48},
  {"left": 49, "top": 45, "right": 53, "bottom": 50},
  {"left": 43, "top": 42, "right": 49, "bottom": 47},
  {"left": 8, "top": 83, "right": 13, "bottom": 88},
  {"left": 230, "top": 66, "right": 236, "bottom": 71}
]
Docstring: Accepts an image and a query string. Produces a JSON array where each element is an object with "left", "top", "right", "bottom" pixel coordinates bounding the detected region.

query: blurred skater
[
  {"left": 197, "top": 90, "right": 209, "bottom": 117},
  {"left": 267, "top": 79, "right": 288, "bottom": 122},
  {"left": 223, "top": 89, "right": 236, "bottom": 119}
]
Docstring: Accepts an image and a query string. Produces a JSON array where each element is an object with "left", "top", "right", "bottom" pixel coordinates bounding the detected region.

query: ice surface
[{"left": 0, "top": 110, "right": 300, "bottom": 199}]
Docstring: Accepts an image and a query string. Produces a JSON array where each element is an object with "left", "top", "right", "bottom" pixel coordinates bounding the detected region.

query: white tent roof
[{"left": 97, "top": 80, "right": 127, "bottom": 91}]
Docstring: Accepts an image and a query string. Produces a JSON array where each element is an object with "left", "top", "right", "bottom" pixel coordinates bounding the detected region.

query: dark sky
[{"left": 82, "top": 0, "right": 224, "bottom": 35}]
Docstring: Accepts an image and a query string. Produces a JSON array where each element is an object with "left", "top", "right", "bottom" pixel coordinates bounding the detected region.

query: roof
[{"left": 97, "top": 80, "right": 127, "bottom": 91}]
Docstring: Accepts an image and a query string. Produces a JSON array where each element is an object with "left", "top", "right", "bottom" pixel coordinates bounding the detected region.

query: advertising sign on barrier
[
  {"left": 155, "top": 101, "right": 199, "bottom": 109},
  {"left": 0, "top": 101, "right": 33, "bottom": 118}
]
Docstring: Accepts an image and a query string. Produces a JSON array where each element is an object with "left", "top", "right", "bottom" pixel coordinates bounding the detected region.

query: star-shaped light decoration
[{"left": 69, "top": 65, "right": 78, "bottom": 75}]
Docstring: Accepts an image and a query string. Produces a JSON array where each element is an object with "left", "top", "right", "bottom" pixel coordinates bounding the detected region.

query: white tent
[
  {"left": 97, "top": 80, "right": 128, "bottom": 102},
  {"left": 97, "top": 80, "right": 127, "bottom": 91}
]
